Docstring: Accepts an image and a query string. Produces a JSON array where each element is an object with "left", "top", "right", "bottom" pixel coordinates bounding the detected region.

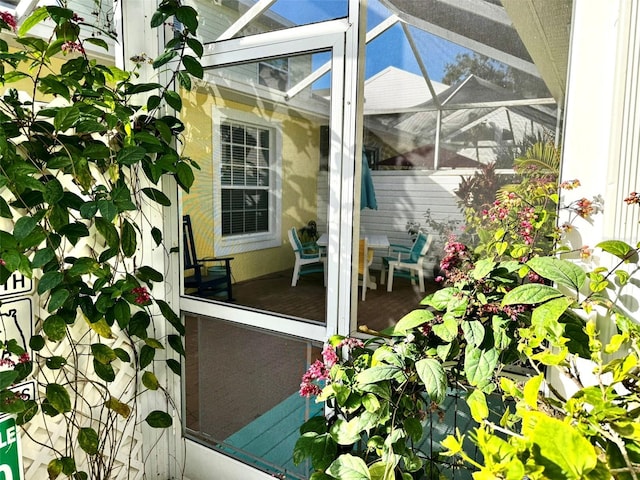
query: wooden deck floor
[{"left": 230, "top": 267, "right": 439, "bottom": 333}]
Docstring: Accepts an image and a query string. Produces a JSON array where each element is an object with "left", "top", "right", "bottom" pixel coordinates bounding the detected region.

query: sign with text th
[
  {"left": 0, "top": 273, "right": 33, "bottom": 299},
  {"left": 0, "top": 416, "right": 24, "bottom": 480}
]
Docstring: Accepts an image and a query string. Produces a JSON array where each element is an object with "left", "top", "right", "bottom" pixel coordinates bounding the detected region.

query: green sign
[{"left": 0, "top": 417, "right": 23, "bottom": 480}]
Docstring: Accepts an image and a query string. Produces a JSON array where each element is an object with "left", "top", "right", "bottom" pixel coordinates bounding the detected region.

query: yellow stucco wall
[{"left": 181, "top": 85, "right": 322, "bottom": 283}]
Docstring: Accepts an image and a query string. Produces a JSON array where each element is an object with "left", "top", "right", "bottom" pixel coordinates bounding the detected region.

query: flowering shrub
[
  {"left": 296, "top": 140, "right": 639, "bottom": 479},
  {"left": 443, "top": 215, "right": 640, "bottom": 480}
]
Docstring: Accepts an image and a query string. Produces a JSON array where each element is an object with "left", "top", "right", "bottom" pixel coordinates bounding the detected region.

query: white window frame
[{"left": 212, "top": 107, "right": 282, "bottom": 255}]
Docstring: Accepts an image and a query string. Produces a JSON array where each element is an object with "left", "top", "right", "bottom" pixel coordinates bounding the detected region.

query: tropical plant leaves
[
  {"left": 415, "top": 358, "right": 446, "bottom": 404},
  {"left": 526, "top": 256, "right": 586, "bottom": 291},
  {"left": 46, "top": 384, "right": 71, "bottom": 413},
  {"left": 502, "top": 284, "right": 564, "bottom": 306},
  {"left": 78, "top": 428, "right": 99, "bottom": 455},
  {"left": 145, "top": 410, "right": 172, "bottom": 428},
  {"left": 326, "top": 454, "right": 370, "bottom": 480}
]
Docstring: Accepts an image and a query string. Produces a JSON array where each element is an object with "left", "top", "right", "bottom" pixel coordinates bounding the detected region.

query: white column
[
  {"left": 556, "top": 0, "right": 640, "bottom": 397},
  {"left": 116, "top": 2, "right": 182, "bottom": 479}
]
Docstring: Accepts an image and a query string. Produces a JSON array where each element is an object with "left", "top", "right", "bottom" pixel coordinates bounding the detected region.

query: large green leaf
[
  {"left": 526, "top": 256, "right": 586, "bottom": 291},
  {"left": 369, "top": 461, "right": 396, "bottom": 480},
  {"left": 137, "top": 266, "right": 163, "bottom": 283},
  {"left": 531, "top": 296, "right": 572, "bottom": 339},
  {"left": 156, "top": 299, "right": 184, "bottom": 335},
  {"left": 141, "top": 187, "right": 171, "bottom": 206},
  {"left": 98, "top": 199, "right": 117, "bottom": 222},
  {"left": 105, "top": 396, "right": 131, "bottom": 419},
  {"left": 502, "top": 283, "right": 563, "bottom": 306},
  {"left": 46, "top": 383, "right": 71, "bottom": 413},
  {"left": 47, "top": 288, "right": 69, "bottom": 312},
  {"left": 54, "top": 105, "right": 80, "bottom": 131},
  {"left": 293, "top": 432, "right": 337, "bottom": 470},
  {"left": 471, "top": 258, "right": 495, "bottom": 280},
  {"left": 67, "top": 257, "right": 99, "bottom": 276},
  {"left": 117, "top": 146, "right": 146, "bottom": 166},
  {"left": 168, "top": 334, "right": 185, "bottom": 356},
  {"left": 389, "top": 309, "right": 434, "bottom": 335},
  {"left": 466, "top": 389, "right": 488, "bottom": 422},
  {"left": 176, "top": 161, "right": 195, "bottom": 191},
  {"left": 523, "top": 411, "right": 598, "bottom": 479},
  {"left": 18, "top": 6, "right": 50, "bottom": 35},
  {"left": 139, "top": 345, "right": 155, "bottom": 369},
  {"left": 462, "top": 320, "right": 485, "bottom": 347},
  {"left": 91, "top": 343, "right": 117, "bottom": 364},
  {"left": 113, "top": 299, "right": 131, "bottom": 329},
  {"left": 43, "top": 178, "right": 64, "bottom": 204},
  {"left": 186, "top": 37, "right": 204, "bottom": 57},
  {"left": 415, "top": 358, "right": 446, "bottom": 404},
  {"left": 356, "top": 365, "right": 403, "bottom": 385},
  {"left": 176, "top": 5, "right": 198, "bottom": 32},
  {"left": 163, "top": 90, "right": 182, "bottom": 112},
  {"left": 145, "top": 410, "right": 172, "bottom": 428},
  {"left": 596, "top": 240, "right": 633, "bottom": 260},
  {"left": 95, "top": 217, "right": 119, "bottom": 248},
  {"left": 93, "top": 359, "right": 115, "bottom": 382},
  {"left": 152, "top": 50, "right": 177, "bottom": 69},
  {"left": 13, "top": 216, "right": 37, "bottom": 241},
  {"left": 121, "top": 219, "right": 137, "bottom": 257},
  {"left": 78, "top": 427, "right": 99, "bottom": 455},
  {"left": 327, "top": 454, "right": 371, "bottom": 480},
  {"left": 0, "top": 371, "right": 18, "bottom": 390},
  {"left": 464, "top": 346, "right": 499, "bottom": 390},
  {"left": 182, "top": 55, "right": 203, "bottom": 79},
  {"left": 433, "top": 317, "right": 458, "bottom": 342},
  {"left": 43, "top": 315, "right": 66, "bottom": 341}
]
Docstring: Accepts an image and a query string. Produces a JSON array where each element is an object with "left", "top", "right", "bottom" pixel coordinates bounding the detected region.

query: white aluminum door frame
[{"left": 179, "top": 12, "right": 363, "bottom": 479}]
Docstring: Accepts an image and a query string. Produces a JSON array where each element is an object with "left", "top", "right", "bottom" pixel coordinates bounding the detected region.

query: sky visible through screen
[{"left": 269, "top": 0, "right": 471, "bottom": 88}]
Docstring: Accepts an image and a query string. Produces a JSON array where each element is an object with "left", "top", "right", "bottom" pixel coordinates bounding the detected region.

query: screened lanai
[
  {"left": 179, "top": 0, "right": 565, "bottom": 316},
  {"left": 2, "top": 1, "right": 633, "bottom": 480},
  {"left": 177, "top": 1, "right": 571, "bottom": 479}
]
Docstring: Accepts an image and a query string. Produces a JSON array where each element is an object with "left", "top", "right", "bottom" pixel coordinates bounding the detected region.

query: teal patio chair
[
  {"left": 288, "top": 227, "right": 326, "bottom": 286},
  {"left": 380, "top": 232, "right": 433, "bottom": 292}
]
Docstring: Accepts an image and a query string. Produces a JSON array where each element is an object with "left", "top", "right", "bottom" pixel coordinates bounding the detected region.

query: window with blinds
[{"left": 220, "top": 121, "right": 271, "bottom": 236}]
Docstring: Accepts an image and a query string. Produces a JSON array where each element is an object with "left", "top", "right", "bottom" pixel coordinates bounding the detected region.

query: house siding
[{"left": 317, "top": 169, "right": 471, "bottom": 275}]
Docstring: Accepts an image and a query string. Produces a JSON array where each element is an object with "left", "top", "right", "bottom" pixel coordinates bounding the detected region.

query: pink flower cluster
[
  {"left": 560, "top": 179, "right": 581, "bottom": 190},
  {"left": 299, "top": 338, "right": 364, "bottom": 398},
  {"left": 481, "top": 193, "right": 542, "bottom": 247},
  {"left": 518, "top": 206, "right": 537, "bottom": 245},
  {"left": 574, "top": 198, "right": 595, "bottom": 218},
  {"left": 61, "top": 41, "right": 85, "bottom": 54},
  {"left": 439, "top": 236, "right": 468, "bottom": 272},
  {"left": 0, "top": 352, "right": 30, "bottom": 368},
  {"left": 624, "top": 191, "right": 640, "bottom": 205},
  {"left": 479, "top": 302, "right": 528, "bottom": 321},
  {"left": 132, "top": 286, "right": 151, "bottom": 305},
  {"left": 0, "top": 11, "right": 17, "bottom": 30}
]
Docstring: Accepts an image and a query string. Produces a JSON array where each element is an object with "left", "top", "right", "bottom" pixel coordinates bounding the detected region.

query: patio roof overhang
[{"left": 380, "top": 0, "right": 572, "bottom": 104}]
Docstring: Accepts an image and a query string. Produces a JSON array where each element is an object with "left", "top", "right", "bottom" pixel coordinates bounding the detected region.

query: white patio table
[{"left": 316, "top": 233, "right": 389, "bottom": 289}]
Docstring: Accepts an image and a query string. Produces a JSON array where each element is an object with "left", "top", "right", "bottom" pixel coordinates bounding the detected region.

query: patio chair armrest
[
  {"left": 199, "top": 256, "right": 234, "bottom": 263},
  {"left": 388, "top": 243, "right": 411, "bottom": 252}
]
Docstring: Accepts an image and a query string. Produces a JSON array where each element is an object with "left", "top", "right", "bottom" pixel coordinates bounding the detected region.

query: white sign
[
  {"left": 0, "top": 273, "right": 33, "bottom": 298},
  {"left": 0, "top": 381, "right": 36, "bottom": 422},
  {"left": 0, "top": 298, "right": 33, "bottom": 372}
]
